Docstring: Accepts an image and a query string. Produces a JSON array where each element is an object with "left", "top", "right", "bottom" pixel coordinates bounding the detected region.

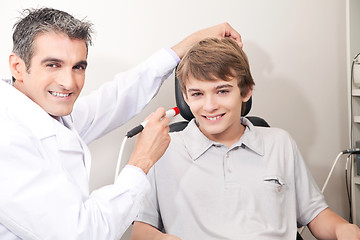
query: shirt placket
[{"left": 223, "top": 147, "right": 239, "bottom": 185}]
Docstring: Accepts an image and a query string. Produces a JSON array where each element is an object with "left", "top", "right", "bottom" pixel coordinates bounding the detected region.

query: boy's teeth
[
  {"left": 206, "top": 115, "right": 221, "bottom": 121},
  {"left": 50, "top": 91, "right": 70, "bottom": 97}
]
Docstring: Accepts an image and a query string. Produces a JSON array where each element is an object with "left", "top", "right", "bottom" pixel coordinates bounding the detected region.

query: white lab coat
[{"left": 0, "top": 49, "right": 177, "bottom": 240}]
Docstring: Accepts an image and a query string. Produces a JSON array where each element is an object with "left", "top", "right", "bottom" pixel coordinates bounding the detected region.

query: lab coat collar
[
  {"left": 0, "top": 80, "right": 56, "bottom": 139},
  {"left": 0, "top": 80, "right": 83, "bottom": 153}
]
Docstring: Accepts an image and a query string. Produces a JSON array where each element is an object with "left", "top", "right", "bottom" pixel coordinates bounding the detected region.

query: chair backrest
[{"left": 170, "top": 74, "right": 269, "bottom": 132}]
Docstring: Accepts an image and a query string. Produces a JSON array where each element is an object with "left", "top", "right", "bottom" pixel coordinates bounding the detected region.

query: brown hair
[{"left": 176, "top": 38, "right": 254, "bottom": 98}]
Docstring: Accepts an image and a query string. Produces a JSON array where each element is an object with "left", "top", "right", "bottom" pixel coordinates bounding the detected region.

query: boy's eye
[
  {"left": 191, "top": 92, "right": 202, "bottom": 97},
  {"left": 218, "top": 90, "right": 229, "bottom": 94}
]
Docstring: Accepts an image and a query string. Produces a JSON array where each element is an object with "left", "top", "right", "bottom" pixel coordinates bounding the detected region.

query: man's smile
[{"left": 49, "top": 91, "right": 72, "bottom": 97}]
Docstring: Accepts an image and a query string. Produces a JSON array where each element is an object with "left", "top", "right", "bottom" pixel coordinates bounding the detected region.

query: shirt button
[
  {"left": 228, "top": 168, "right": 232, "bottom": 173},
  {"left": 226, "top": 153, "right": 229, "bottom": 158}
]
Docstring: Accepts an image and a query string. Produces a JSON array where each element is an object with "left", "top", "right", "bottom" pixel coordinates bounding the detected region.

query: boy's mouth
[{"left": 204, "top": 113, "right": 225, "bottom": 121}]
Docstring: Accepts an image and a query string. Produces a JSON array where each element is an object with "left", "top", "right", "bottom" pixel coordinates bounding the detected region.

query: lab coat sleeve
[
  {"left": 71, "top": 48, "right": 178, "bottom": 144},
  {"left": 0, "top": 122, "right": 150, "bottom": 240},
  {"left": 135, "top": 166, "right": 164, "bottom": 230}
]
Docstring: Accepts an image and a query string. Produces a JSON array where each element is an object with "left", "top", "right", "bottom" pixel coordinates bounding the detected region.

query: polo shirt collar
[
  {"left": 181, "top": 117, "right": 265, "bottom": 160},
  {"left": 181, "top": 119, "right": 214, "bottom": 160},
  {"left": 239, "top": 117, "right": 265, "bottom": 156}
]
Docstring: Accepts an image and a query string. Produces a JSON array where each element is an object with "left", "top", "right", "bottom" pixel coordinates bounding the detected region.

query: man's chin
[{"left": 48, "top": 109, "right": 73, "bottom": 120}]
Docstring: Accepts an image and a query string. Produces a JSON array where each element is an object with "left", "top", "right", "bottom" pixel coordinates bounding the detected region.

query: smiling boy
[{"left": 131, "top": 38, "right": 360, "bottom": 240}]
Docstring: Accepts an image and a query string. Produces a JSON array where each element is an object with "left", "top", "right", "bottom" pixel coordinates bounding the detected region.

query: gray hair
[{"left": 12, "top": 7, "right": 94, "bottom": 71}]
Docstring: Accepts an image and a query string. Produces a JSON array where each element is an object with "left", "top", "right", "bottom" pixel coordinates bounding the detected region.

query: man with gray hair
[{"left": 0, "top": 7, "right": 242, "bottom": 239}]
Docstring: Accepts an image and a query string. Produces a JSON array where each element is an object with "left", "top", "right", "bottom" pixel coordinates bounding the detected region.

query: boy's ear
[
  {"left": 9, "top": 53, "right": 26, "bottom": 83},
  {"left": 242, "top": 87, "right": 253, "bottom": 102},
  {"left": 182, "top": 91, "right": 189, "bottom": 105}
]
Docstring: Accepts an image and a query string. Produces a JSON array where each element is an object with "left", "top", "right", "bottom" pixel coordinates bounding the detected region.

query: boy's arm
[
  {"left": 308, "top": 208, "right": 360, "bottom": 239},
  {"left": 131, "top": 221, "right": 181, "bottom": 240}
]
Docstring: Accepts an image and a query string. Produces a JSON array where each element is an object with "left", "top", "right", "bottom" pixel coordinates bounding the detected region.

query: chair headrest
[{"left": 175, "top": 75, "right": 252, "bottom": 121}]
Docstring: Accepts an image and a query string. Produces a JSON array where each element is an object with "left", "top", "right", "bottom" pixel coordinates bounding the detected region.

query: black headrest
[{"left": 175, "top": 75, "right": 252, "bottom": 121}]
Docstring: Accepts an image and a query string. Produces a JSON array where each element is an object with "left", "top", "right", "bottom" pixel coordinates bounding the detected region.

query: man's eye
[
  {"left": 46, "top": 63, "right": 58, "bottom": 68},
  {"left": 74, "top": 65, "right": 86, "bottom": 70}
]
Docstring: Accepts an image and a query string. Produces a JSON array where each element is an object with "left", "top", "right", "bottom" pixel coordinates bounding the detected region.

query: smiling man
[
  {"left": 131, "top": 38, "right": 360, "bottom": 240},
  {"left": 0, "top": 8, "right": 243, "bottom": 239},
  {"left": 10, "top": 32, "right": 88, "bottom": 119}
]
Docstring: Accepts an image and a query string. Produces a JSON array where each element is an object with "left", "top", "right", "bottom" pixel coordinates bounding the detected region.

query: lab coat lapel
[
  {"left": 55, "top": 120, "right": 84, "bottom": 153},
  {"left": 2, "top": 81, "right": 91, "bottom": 195},
  {"left": 60, "top": 116, "right": 92, "bottom": 176},
  {"left": 3, "top": 81, "right": 92, "bottom": 176}
]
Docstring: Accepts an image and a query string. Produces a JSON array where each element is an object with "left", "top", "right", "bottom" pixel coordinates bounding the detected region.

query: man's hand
[
  {"left": 127, "top": 108, "right": 171, "bottom": 174},
  {"left": 171, "top": 22, "right": 242, "bottom": 59}
]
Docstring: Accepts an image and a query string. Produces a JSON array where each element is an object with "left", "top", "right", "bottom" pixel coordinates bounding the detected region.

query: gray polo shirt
[{"left": 136, "top": 118, "right": 327, "bottom": 240}]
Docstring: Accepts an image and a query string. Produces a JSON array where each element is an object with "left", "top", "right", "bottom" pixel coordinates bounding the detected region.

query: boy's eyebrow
[
  {"left": 215, "top": 84, "right": 234, "bottom": 89},
  {"left": 187, "top": 88, "right": 201, "bottom": 93},
  {"left": 187, "top": 84, "right": 234, "bottom": 93}
]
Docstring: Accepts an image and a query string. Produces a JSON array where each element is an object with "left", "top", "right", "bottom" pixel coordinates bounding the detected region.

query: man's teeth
[
  {"left": 50, "top": 91, "right": 70, "bottom": 97},
  {"left": 206, "top": 115, "right": 222, "bottom": 121}
]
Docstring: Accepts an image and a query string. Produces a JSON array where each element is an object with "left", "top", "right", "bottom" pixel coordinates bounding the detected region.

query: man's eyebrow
[
  {"left": 41, "top": 58, "right": 64, "bottom": 64},
  {"left": 40, "top": 58, "right": 88, "bottom": 67}
]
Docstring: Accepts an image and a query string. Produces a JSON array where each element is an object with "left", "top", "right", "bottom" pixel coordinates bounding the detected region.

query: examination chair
[{"left": 169, "top": 75, "right": 303, "bottom": 240}]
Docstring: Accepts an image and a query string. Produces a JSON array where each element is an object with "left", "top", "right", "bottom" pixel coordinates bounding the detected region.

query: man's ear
[
  {"left": 9, "top": 53, "right": 26, "bottom": 83},
  {"left": 242, "top": 87, "right": 253, "bottom": 102}
]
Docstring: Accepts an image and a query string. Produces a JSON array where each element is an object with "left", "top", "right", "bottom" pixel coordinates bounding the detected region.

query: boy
[{"left": 131, "top": 38, "right": 360, "bottom": 239}]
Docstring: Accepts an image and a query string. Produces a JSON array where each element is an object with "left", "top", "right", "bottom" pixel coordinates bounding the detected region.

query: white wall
[{"left": 0, "top": 1, "right": 349, "bottom": 239}]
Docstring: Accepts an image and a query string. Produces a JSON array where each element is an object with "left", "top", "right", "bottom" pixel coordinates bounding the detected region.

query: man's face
[
  {"left": 184, "top": 76, "right": 250, "bottom": 143},
  {"left": 19, "top": 32, "right": 87, "bottom": 119}
]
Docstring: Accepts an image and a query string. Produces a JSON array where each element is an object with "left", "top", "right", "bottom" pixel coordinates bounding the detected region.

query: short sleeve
[
  {"left": 293, "top": 140, "right": 328, "bottom": 227},
  {"left": 135, "top": 167, "right": 164, "bottom": 230}
]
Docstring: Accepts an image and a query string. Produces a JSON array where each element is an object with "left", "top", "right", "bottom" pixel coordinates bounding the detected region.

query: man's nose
[{"left": 58, "top": 69, "right": 76, "bottom": 90}]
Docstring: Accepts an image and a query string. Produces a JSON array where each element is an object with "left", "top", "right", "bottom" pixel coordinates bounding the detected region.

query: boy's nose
[{"left": 203, "top": 95, "right": 218, "bottom": 112}]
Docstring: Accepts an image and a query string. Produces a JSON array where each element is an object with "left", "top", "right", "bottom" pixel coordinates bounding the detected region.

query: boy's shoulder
[
  {"left": 253, "top": 125, "right": 297, "bottom": 152},
  {"left": 254, "top": 125, "right": 291, "bottom": 138}
]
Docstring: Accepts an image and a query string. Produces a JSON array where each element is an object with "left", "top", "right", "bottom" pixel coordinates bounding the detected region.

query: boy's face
[
  {"left": 183, "top": 76, "right": 251, "bottom": 144},
  {"left": 12, "top": 32, "right": 87, "bottom": 119}
]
